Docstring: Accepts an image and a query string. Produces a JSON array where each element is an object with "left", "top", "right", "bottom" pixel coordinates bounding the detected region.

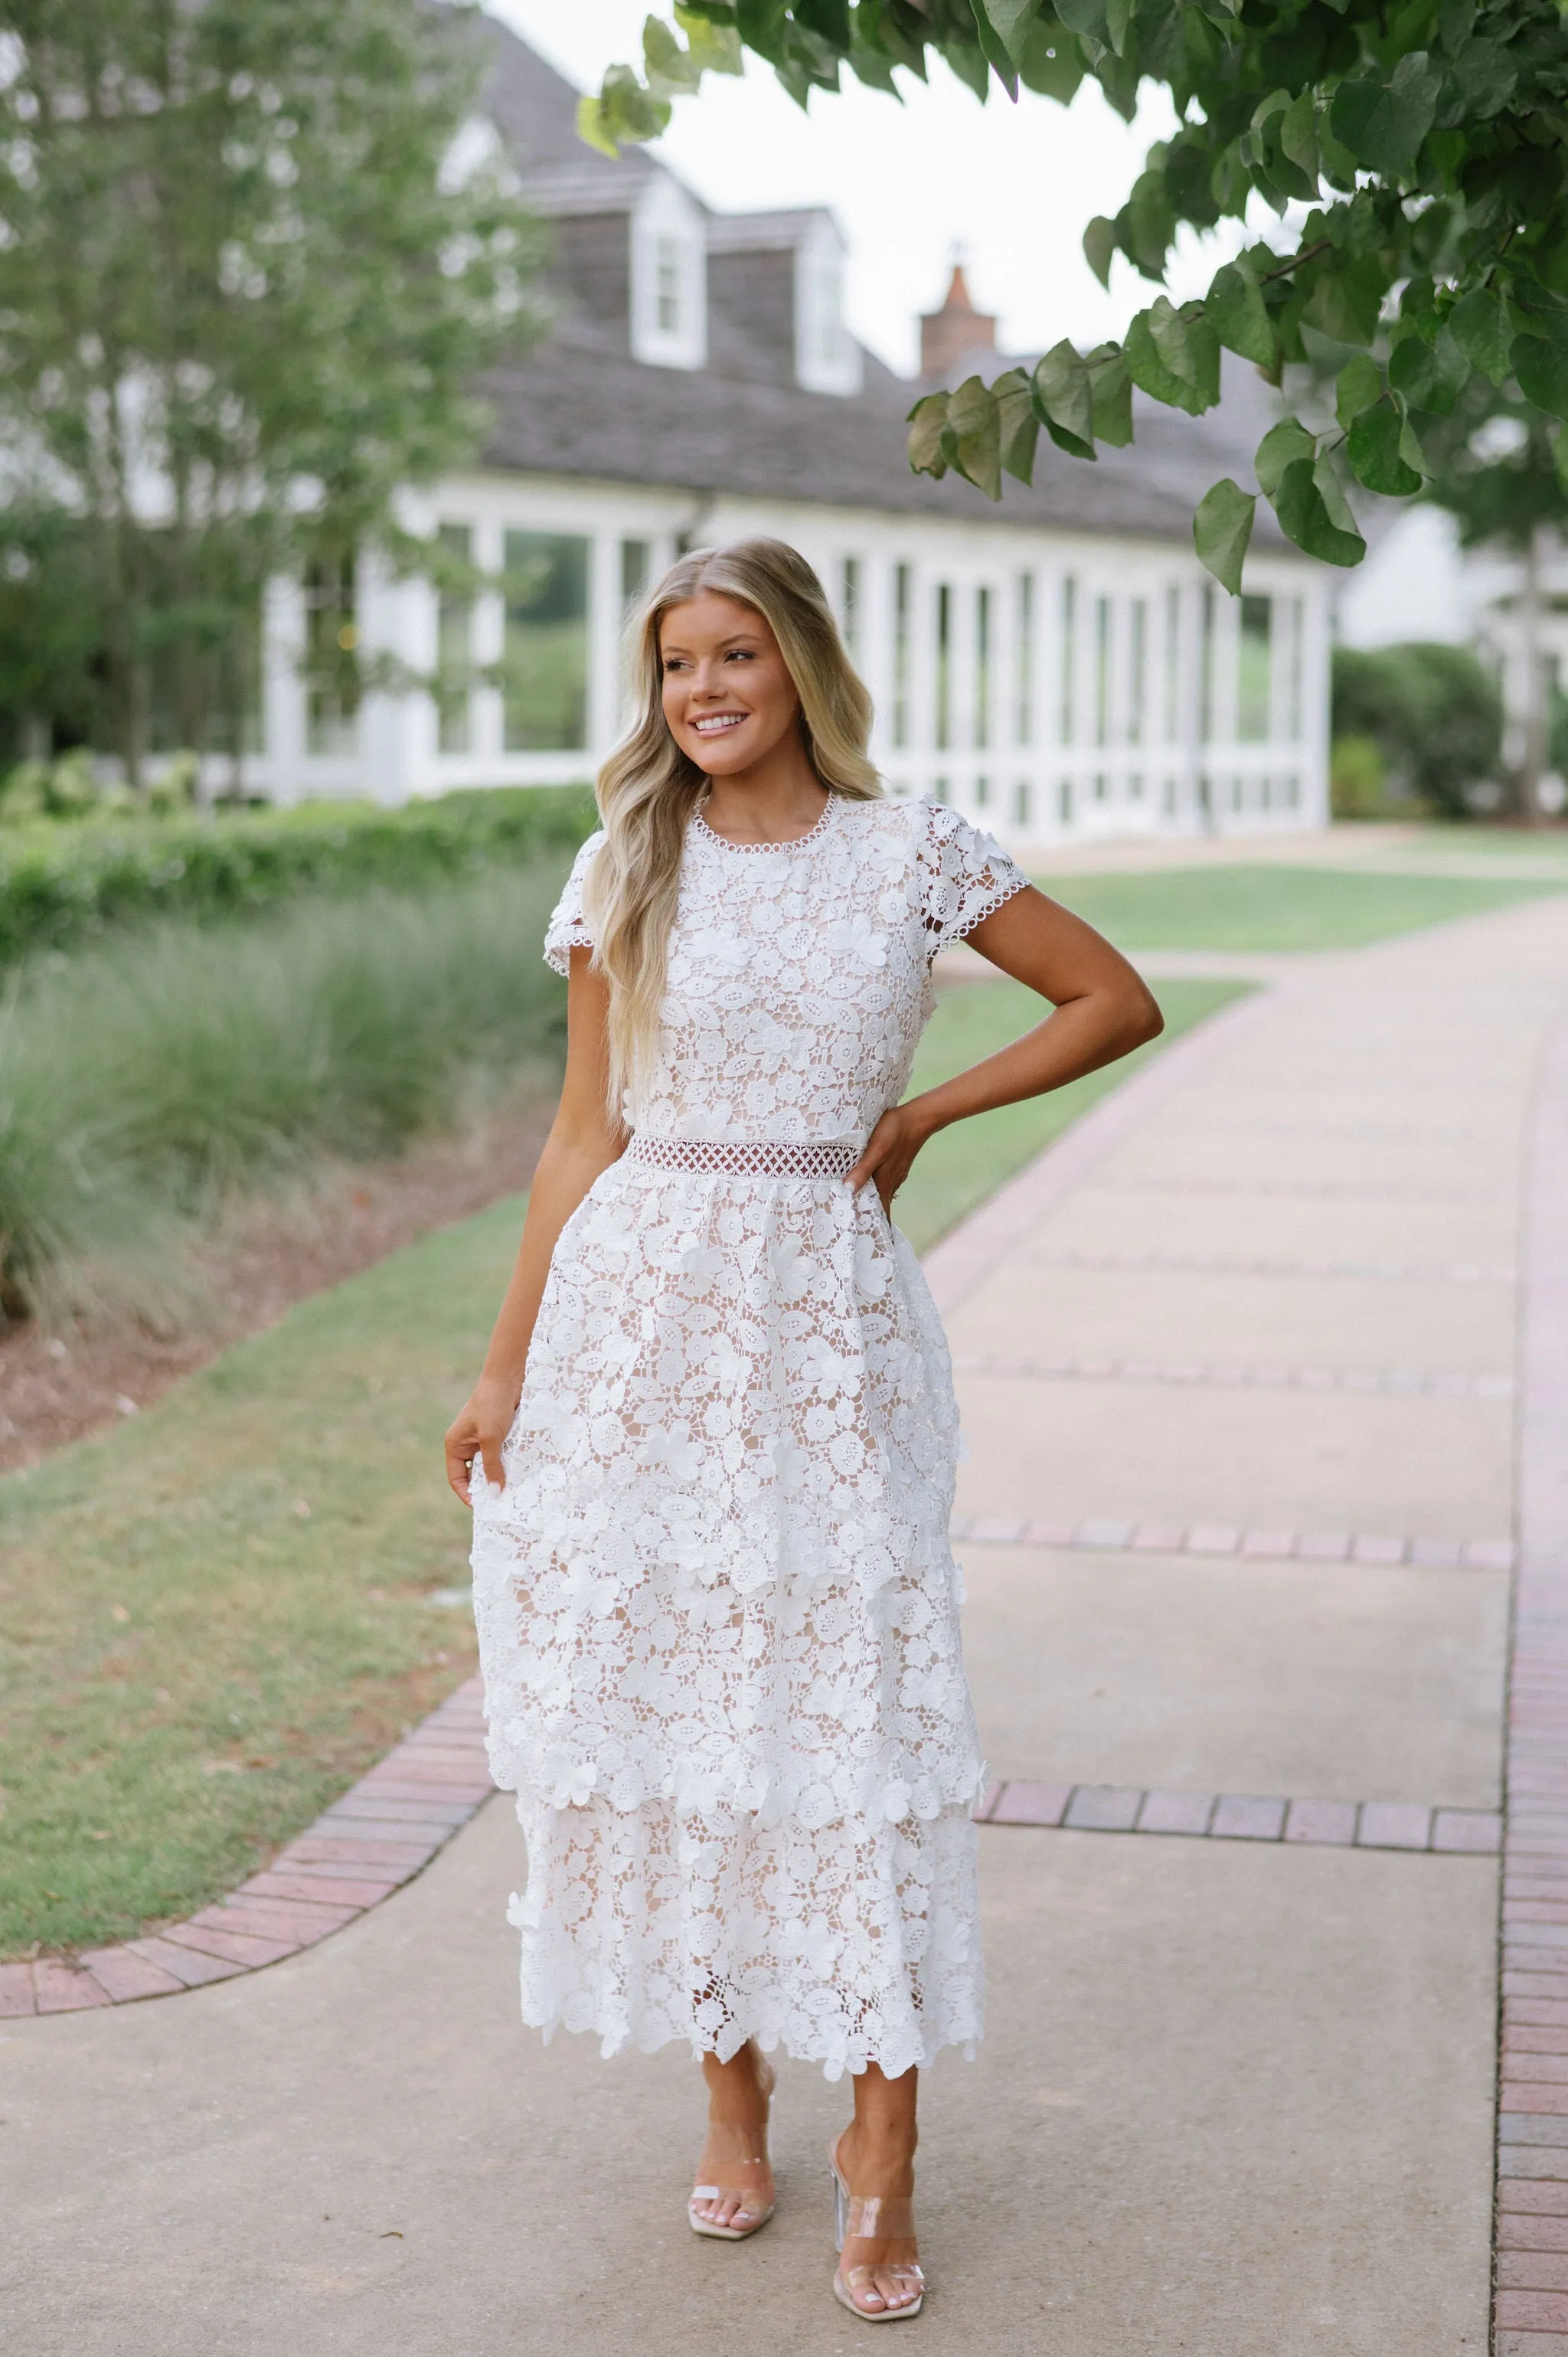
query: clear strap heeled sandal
[
  {"left": 688, "top": 2057, "right": 776, "bottom": 2241},
  {"left": 828, "top": 2132, "right": 926, "bottom": 2321}
]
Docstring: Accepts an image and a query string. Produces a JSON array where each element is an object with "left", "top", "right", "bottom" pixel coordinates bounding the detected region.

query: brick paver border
[
  {"left": 0, "top": 1678, "right": 494, "bottom": 2019},
  {"left": 952, "top": 1512, "right": 1516, "bottom": 1571},
  {"left": 956, "top": 1349, "right": 1514, "bottom": 1399},
  {"left": 977, "top": 1779, "right": 1501, "bottom": 1853},
  {"left": 1494, "top": 1003, "right": 1568, "bottom": 2352},
  {"left": 1031, "top": 1248, "right": 1516, "bottom": 1286}
]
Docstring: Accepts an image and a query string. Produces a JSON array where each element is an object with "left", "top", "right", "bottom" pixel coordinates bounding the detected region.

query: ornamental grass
[{"left": 0, "top": 863, "right": 570, "bottom": 1329}]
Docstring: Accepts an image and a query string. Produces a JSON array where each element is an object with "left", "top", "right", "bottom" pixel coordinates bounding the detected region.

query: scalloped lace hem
[{"left": 508, "top": 1792, "right": 984, "bottom": 2081}]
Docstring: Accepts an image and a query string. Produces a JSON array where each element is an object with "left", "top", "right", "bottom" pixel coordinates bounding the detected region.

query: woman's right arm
[{"left": 444, "top": 948, "right": 625, "bottom": 1504}]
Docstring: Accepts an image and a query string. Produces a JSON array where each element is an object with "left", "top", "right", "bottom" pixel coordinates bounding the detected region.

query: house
[{"left": 256, "top": 18, "right": 1331, "bottom": 847}]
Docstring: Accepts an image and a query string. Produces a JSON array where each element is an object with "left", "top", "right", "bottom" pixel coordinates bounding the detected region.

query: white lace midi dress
[{"left": 470, "top": 791, "right": 1029, "bottom": 2079}]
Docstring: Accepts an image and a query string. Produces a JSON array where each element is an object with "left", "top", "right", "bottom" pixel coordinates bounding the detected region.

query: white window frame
[
  {"left": 630, "top": 178, "right": 707, "bottom": 371},
  {"left": 794, "top": 216, "right": 862, "bottom": 397}
]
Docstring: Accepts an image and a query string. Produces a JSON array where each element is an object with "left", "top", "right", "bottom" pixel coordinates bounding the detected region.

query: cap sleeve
[
  {"left": 543, "top": 829, "right": 606, "bottom": 976},
  {"left": 917, "top": 802, "right": 1030, "bottom": 951}
]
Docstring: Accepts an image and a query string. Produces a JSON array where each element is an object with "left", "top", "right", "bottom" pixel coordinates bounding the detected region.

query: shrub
[
  {"left": 0, "top": 783, "right": 597, "bottom": 965},
  {"left": 0, "top": 861, "right": 572, "bottom": 1328},
  {"left": 1331, "top": 643, "right": 1503, "bottom": 819},
  {"left": 1330, "top": 734, "right": 1387, "bottom": 820}
]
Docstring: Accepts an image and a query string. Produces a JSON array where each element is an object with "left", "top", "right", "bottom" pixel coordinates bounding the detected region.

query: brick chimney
[{"left": 920, "top": 262, "right": 997, "bottom": 380}]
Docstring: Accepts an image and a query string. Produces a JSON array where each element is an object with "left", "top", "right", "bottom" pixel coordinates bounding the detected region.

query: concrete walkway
[{"left": 6, "top": 894, "right": 1568, "bottom": 2356}]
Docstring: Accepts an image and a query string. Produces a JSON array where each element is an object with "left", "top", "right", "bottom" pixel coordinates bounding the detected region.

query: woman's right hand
[{"left": 444, "top": 1375, "right": 521, "bottom": 1506}]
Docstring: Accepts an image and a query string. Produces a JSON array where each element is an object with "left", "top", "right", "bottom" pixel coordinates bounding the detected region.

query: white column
[
  {"left": 588, "top": 529, "right": 622, "bottom": 768},
  {"left": 260, "top": 575, "right": 304, "bottom": 805},
  {"left": 472, "top": 516, "right": 506, "bottom": 769}
]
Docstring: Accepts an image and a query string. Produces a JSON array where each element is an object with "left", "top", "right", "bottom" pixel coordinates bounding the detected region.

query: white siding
[{"left": 252, "top": 474, "right": 1331, "bottom": 845}]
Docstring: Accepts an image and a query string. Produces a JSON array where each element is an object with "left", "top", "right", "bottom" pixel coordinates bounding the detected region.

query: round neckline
[{"left": 691, "top": 793, "right": 837, "bottom": 855}]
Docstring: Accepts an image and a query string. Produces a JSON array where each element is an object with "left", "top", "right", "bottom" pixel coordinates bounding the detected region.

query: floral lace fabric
[{"left": 472, "top": 793, "right": 1029, "bottom": 2077}]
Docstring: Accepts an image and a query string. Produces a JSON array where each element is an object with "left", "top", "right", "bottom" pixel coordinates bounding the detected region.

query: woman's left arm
[{"left": 848, "top": 885, "right": 1163, "bottom": 1214}]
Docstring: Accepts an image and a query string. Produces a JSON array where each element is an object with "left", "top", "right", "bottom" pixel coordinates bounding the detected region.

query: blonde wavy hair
[{"left": 583, "top": 538, "right": 882, "bottom": 1112}]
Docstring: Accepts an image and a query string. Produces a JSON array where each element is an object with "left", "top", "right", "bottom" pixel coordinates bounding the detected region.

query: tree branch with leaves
[{"left": 584, "top": 1, "right": 1568, "bottom": 596}]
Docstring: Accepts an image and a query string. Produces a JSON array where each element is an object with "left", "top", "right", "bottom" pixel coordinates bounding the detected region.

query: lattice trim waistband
[{"left": 625, "top": 1135, "right": 858, "bottom": 1179}]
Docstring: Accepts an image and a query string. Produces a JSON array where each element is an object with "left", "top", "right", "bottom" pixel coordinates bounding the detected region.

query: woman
[{"left": 446, "top": 539, "right": 1160, "bottom": 2322}]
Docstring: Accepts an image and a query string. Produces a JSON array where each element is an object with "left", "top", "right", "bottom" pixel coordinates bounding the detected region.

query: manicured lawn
[
  {"left": 895, "top": 975, "right": 1247, "bottom": 1253},
  {"left": 1036, "top": 862, "right": 1566, "bottom": 951},
  {"left": 0, "top": 1205, "right": 508, "bottom": 1959},
  {"left": 0, "top": 973, "right": 1244, "bottom": 1957},
  {"left": 1400, "top": 825, "right": 1568, "bottom": 857}
]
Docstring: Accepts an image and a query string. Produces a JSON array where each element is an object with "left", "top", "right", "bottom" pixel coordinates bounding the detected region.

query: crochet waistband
[{"left": 624, "top": 1134, "right": 858, "bottom": 1180}]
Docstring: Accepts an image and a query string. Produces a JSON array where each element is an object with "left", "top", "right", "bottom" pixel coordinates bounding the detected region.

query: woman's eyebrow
[{"left": 661, "top": 631, "right": 766, "bottom": 657}]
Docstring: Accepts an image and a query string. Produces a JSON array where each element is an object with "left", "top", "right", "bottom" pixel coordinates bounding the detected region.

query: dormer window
[
  {"left": 631, "top": 178, "right": 707, "bottom": 371},
  {"left": 795, "top": 216, "right": 861, "bottom": 397}
]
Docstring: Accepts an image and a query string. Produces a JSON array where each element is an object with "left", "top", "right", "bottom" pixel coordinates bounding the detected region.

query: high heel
[
  {"left": 828, "top": 2130, "right": 925, "bottom": 2321},
  {"left": 688, "top": 2055, "right": 776, "bottom": 2241}
]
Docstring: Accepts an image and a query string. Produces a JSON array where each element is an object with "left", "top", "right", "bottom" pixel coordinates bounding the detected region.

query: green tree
[
  {"left": 1410, "top": 376, "right": 1568, "bottom": 813},
  {"left": 589, "top": 3, "right": 1568, "bottom": 597},
  {"left": 0, "top": 0, "right": 544, "bottom": 789},
  {"left": 1331, "top": 640, "right": 1503, "bottom": 816}
]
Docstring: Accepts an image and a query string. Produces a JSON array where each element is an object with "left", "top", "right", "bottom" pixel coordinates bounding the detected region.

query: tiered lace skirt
[{"left": 471, "top": 1138, "right": 985, "bottom": 2078}]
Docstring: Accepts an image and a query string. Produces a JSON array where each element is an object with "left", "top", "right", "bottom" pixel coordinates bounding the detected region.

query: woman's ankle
[{"left": 840, "top": 2117, "right": 916, "bottom": 2172}]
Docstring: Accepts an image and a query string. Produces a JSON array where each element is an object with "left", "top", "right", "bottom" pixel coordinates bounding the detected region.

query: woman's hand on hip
[
  {"left": 445, "top": 1375, "right": 521, "bottom": 1505},
  {"left": 848, "top": 1100, "right": 937, "bottom": 1217}
]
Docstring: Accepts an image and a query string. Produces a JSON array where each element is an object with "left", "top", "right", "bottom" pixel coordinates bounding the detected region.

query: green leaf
[
  {"left": 947, "top": 375, "right": 1002, "bottom": 500},
  {"left": 1513, "top": 335, "right": 1568, "bottom": 422},
  {"left": 1334, "top": 355, "right": 1382, "bottom": 429},
  {"left": 795, "top": 0, "right": 851, "bottom": 43},
  {"left": 1449, "top": 288, "right": 1514, "bottom": 387},
  {"left": 644, "top": 17, "right": 702, "bottom": 95},
  {"left": 1031, "top": 338, "right": 1096, "bottom": 459},
  {"left": 1083, "top": 216, "right": 1117, "bottom": 290},
  {"left": 1125, "top": 298, "right": 1218, "bottom": 417},
  {"left": 1389, "top": 326, "right": 1468, "bottom": 415},
  {"left": 993, "top": 366, "right": 1040, "bottom": 483},
  {"left": 579, "top": 62, "right": 671, "bottom": 153},
  {"left": 906, "top": 393, "right": 950, "bottom": 479},
  {"left": 1399, "top": 410, "right": 1433, "bottom": 479},
  {"left": 1053, "top": 0, "right": 1109, "bottom": 41},
  {"left": 1279, "top": 90, "right": 1320, "bottom": 185},
  {"left": 967, "top": 2, "right": 1021, "bottom": 95},
  {"left": 1105, "top": 0, "right": 1133, "bottom": 54},
  {"left": 1018, "top": 20, "right": 1085, "bottom": 101},
  {"left": 1193, "top": 478, "right": 1255, "bottom": 596},
  {"left": 736, "top": 0, "right": 789, "bottom": 55},
  {"left": 575, "top": 94, "right": 621, "bottom": 159},
  {"left": 944, "top": 33, "right": 991, "bottom": 99},
  {"left": 1122, "top": 169, "right": 1177, "bottom": 282},
  {"left": 1299, "top": 253, "right": 1385, "bottom": 347},
  {"left": 676, "top": 6, "right": 746, "bottom": 73},
  {"left": 1272, "top": 455, "right": 1366, "bottom": 567},
  {"left": 1253, "top": 417, "right": 1316, "bottom": 498},
  {"left": 1345, "top": 402, "right": 1422, "bottom": 496},
  {"left": 1449, "top": 34, "right": 1516, "bottom": 119},
  {"left": 1206, "top": 260, "right": 1276, "bottom": 368},
  {"left": 1313, "top": 450, "right": 1364, "bottom": 542},
  {"left": 1328, "top": 51, "right": 1442, "bottom": 178},
  {"left": 1086, "top": 344, "right": 1132, "bottom": 446},
  {"left": 1150, "top": 299, "right": 1220, "bottom": 408},
  {"left": 971, "top": 0, "right": 1040, "bottom": 67}
]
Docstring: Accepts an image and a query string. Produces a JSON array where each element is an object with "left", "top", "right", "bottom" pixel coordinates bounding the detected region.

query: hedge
[{"left": 0, "top": 783, "right": 599, "bottom": 965}]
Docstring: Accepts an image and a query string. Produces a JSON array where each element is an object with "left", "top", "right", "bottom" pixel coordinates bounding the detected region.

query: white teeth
[{"left": 694, "top": 714, "right": 745, "bottom": 733}]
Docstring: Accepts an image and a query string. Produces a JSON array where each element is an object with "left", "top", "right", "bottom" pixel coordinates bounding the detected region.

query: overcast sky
[{"left": 489, "top": 1, "right": 1237, "bottom": 378}]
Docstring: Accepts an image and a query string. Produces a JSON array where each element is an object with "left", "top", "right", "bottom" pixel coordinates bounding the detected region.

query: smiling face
[{"left": 658, "top": 593, "right": 804, "bottom": 776}]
